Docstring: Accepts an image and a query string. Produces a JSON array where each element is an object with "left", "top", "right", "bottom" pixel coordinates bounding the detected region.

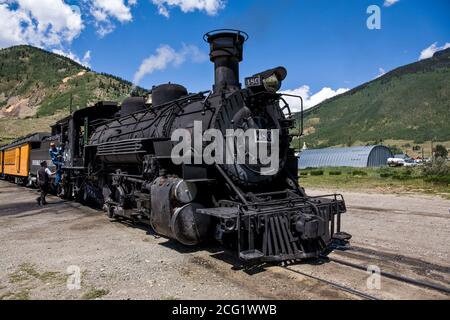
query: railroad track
[
  {"left": 324, "top": 255, "right": 450, "bottom": 295},
  {"left": 282, "top": 266, "right": 380, "bottom": 300},
  {"left": 280, "top": 243, "right": 450, "bottom": 300},
  {"left": 334, "top": 243, "right": 450, "bottom": 288},
  {"left": 283, "top": 261, "right": 449, "bottom": 300},
  {"left": 336, "top": 245, "right": 450, "bottom": 281},
  {"left": 347, "top": 205, "right": 449, "bottom": 219}
]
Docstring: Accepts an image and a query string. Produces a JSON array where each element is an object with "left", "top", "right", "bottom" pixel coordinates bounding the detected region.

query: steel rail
[
  {"left": 325, "top": 256, "right": 450, "bottom": 295},
  {"left": 283, "top": 266, "right": 380, "bottom": 300}
]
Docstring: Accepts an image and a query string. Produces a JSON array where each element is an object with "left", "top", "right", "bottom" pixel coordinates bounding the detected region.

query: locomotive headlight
[
  {"left": 245, "top": 66, "right": 287, "bottom": 93},
  {"left": 262, "top": 73, "right": 281, "bottom": 93}
]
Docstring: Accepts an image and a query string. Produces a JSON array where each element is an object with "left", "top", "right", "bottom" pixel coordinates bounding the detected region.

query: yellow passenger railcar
[
  {"left": 0, "top": 149, "right": 3, "bottom": 174},
  {"left": 0, "top": 133, "right": 52, "bottom": 184},
  {"left": 3, "top": 144, "right": 31, "bottom": 177}
]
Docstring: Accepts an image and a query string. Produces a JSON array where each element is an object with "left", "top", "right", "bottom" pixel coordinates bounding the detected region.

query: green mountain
[
  {"left": 299, "top": 48, "right": 450, "bottom": 150},
  {"left": 0, "top": 45, "right": 145, "bottom": 143}
]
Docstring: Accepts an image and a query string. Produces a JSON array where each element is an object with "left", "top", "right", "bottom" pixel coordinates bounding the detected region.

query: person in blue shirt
[{"left": 49, "top": 142, "right": 63, "bottom": 187}]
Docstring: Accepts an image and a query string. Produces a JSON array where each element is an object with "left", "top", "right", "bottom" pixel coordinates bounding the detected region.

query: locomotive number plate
[{"left": 245, "top": 76, "right": 262, "bottom": 88}]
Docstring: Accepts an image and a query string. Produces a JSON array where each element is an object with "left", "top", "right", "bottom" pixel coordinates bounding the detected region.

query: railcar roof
[{"left": 0, "top": 132, "right": 51, "bottom": 150}]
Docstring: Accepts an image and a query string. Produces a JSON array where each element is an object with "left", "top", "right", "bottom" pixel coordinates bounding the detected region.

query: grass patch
[
  {"left": 11, "top": 289, "right": 31, "bottom": 300},
  {"left": 380, "top": 173, "right": 393, "bottom": 178},
  {"left": 82, "top": 288, "right": 109, "bottom": 300},
  {"left": 0, "top": 289, "right": 31, "bottom": 300},
  {"left": 299, "top": 172, "right": 308, "bottom": 177},
  {"left": 9, "top": 263, "right": 65, "bottom": 284},
  {"left": 39, "top": 271, "right": 65, "bottom": 282},
  {"left": 9, "top": 263, "right": 39, "bottom": 283},
  {"left": 424, "top": 175, "right": 450, "bottom": 184},
  {"left": 9, "top": 272, "right": 31, "bottom": 283},
  {"left": 299, "top": 167, "right": 450, "bottom": 198},
  {"left": 0, "top": 292, "right": 14, "bottom": 300},
  {"left": 351, "top": 170, "right": 368, "bottom": 176}
]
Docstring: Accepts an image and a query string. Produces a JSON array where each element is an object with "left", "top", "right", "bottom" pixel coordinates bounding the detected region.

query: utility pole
[
  {"left": 69, "top": 94, "right": 73, "bottom": 115},
  {"left": 430, "top": 139, "right": 434, "bottom": 161}
]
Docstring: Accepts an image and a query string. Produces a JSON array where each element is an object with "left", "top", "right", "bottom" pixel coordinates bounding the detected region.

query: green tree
[
  {"left": 388, "top": 145, "right": 403, "bottom": 155},
  {"left": 435, "top": 144, "right": 448, "bottom": 159}
]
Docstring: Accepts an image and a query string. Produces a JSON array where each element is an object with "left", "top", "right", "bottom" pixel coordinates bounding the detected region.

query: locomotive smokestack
[{"left": 204, "top": 30, "right": 248, "bottom": 92}]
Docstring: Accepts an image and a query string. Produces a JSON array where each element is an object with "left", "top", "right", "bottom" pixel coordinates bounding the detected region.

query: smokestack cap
[{"left": 204, "top": 29, "right": 248, "bottom": 62}]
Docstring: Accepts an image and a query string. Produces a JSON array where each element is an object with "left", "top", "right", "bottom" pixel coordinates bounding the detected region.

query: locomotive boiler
[{"left": 55, "top": 30, "right": 350, "bottom": 262}]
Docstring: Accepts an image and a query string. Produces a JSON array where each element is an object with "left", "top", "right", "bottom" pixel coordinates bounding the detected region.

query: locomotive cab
[{"left": 53, "top": 101, "right": 119, "bottom": 169}]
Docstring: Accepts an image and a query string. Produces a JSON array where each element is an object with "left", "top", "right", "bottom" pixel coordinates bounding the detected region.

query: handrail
[{"left": 279, "top": 93, "right": 303, "bottom": 152}]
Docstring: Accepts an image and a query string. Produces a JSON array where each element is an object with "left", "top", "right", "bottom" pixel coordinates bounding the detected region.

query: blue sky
[{"left": 1, "top": 0, "right": 449, "bottom": 109}]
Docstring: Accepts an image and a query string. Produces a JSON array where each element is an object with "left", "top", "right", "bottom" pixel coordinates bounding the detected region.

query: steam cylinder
[{"left": 150, "top": 177, "right": 212, "bottom": 246}]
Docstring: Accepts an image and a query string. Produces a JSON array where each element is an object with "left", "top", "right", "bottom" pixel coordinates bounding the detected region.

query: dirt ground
[{"left": 0, "top": 181, "right": 449, "bottom": 300}]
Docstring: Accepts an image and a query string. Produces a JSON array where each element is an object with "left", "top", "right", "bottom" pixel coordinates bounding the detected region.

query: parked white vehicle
[
  {"left": 403, "top": 159, "right": 418, "bottom": 167},
  {"left": 387, "top": 158, "right": 405, "bottom": 167},
  {"left": 387, "top": 158, "right": 419, "bottom": 167}
]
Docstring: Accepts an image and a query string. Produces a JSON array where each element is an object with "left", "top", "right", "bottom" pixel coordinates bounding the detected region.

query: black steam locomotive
[{"left": 2, "top": 30, "right": 350, "bottom": 263}]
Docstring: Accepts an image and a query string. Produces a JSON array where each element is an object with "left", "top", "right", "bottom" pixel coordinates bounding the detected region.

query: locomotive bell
[{"left": 204, "top": 29, "right": 248, "bottom": 92}]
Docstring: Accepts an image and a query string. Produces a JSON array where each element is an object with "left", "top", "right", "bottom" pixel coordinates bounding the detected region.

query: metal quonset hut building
[{"left": 298, "top": 145, "right": 393, "bottom": 169}]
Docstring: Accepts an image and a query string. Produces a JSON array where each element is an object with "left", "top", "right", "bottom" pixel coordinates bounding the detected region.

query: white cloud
[
  {"left": 281, "top": 86, "right": 350, "bottom": 113},
  {"left": 376, "top": 67, "right": 386, "bottom": 78},
  {"left": 82, "top": 50, "right": 92, "bottom": 67},
  {"left": 133, "top": 44, "right": 207, "bottom": 85},
  {"left": 419, "top": 42, "right": 450, "bottom": 60},
  {"left": 0, "top": 0, "right": 83, "bottom": 48},
  {"left": 52, "top": 49, "right": 92, "bottom": 68},
  {"left": 151, "top": 0, "right": 225, "bottom": 18},
  {"left": 384, "top": 0, "right": 400, "bottom": 7},
  {"left": 89, "top": 0, "right": 136, "bottom": 36},
  {"left": 90, "top": 0, "right": 134, "bottom": 22}
]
